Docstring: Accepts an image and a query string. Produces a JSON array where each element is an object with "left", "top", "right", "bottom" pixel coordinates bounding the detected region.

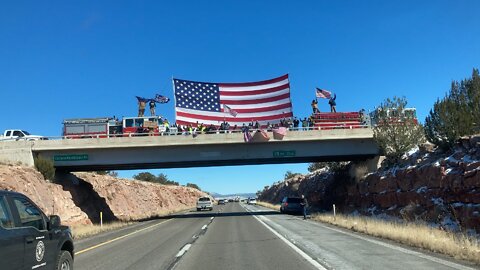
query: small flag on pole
[
  {"left": 316, "top": 88, "right": 332, "bottom": 99},
  {"left": 223, "top": 104, "right": 238, "bottom": 117},
  {"left": 153, "top": 94, "right": 170, "bottom": 104},
  {"left": 136, "top": 96, "right": 148, "bottom": 102}
]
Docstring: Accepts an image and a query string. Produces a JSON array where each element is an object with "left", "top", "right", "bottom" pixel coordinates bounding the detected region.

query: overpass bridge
[{"left": 0, "top": 128, "right": 378, "bottom": 171}]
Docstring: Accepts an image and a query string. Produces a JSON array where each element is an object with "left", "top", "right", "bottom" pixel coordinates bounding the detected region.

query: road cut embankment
[
  {"left": 258, "top": 135, "right": 480, "bottom": 232},
  {"left": 0, "top": 165, "right": 206, "bottom": 225}
]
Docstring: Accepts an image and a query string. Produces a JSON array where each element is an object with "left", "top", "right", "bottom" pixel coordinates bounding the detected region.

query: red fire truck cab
[{"left": 122, "top": 116, "right": 167, "bottom": 136}]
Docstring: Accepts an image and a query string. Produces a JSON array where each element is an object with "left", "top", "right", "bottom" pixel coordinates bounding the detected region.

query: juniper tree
[
  {"left": 373, "top": 96, "right": 424, "bottom": 165},
  {"left": 424, "top": 69, "right": 480, "bottom": 149}
]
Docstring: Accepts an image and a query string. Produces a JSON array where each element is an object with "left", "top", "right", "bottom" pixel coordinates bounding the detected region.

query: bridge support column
[
  {"left": 0, "top": 142, "right": 35, "bottom": 167},
  {"left": 350, "top": 156, "right": 384, "bottom": 181}
]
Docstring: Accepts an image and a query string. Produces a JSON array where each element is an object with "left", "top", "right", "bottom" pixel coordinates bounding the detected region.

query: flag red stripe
[
  {"left": 222, "top": 103, "right": 292, "bottom": 114},
  {"left": 219, "top": 83, "right": 289, "bottom": 96},
  {"left": 219, "top": 74, "right": 288, "bottom": 87},
  {"left": 219, "top": 93, "right": 290, "bottom": 105},
  {"left": 177, "top": 111, "right": 293, "bottom": 122}
]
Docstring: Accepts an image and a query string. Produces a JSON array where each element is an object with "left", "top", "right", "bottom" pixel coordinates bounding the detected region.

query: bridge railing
[{"left": 37, "top": 124, "right": 371, "bottom": 140}]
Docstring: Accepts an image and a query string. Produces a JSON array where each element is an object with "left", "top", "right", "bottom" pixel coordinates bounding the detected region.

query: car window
[
  {"left": 199, "top": 197, "right": 210, "bottom": 201},
  {"left": 12, "top": 130, "right": 23, "bottom": 137},
  {"left": 13, "top": 197, "right": 46, "bottom": 231},
  {"left": 0, "top": 196, "right": 14, "bottom": 229},
  {"left": 287, "top": 198, "right": 302, "bottom": 203}
]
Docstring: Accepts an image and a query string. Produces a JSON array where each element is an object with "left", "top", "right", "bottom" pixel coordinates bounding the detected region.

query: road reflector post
[
  {"left": 100, "top": 212, "right": 103, "bottom": 228},
  {"left": 333, "top": 204, "right": 336, "bottom": 221}
]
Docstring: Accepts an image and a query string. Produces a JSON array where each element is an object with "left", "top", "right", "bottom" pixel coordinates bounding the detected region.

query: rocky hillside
[
  {"left": 258, "top": 135, "right": 480, "bottom": 232},
  {"left": 0, "top": 165, "right": 206, "bottom": 225}
]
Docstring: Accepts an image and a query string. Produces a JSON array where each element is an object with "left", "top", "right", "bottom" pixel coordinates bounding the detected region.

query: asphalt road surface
[{"left": 74, "top": 203, "right": 478, "bottom": 270}]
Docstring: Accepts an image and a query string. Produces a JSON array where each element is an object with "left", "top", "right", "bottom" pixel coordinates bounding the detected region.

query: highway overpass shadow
[{"left": 138, "top": 209, "right": 280, "bottom": 221}]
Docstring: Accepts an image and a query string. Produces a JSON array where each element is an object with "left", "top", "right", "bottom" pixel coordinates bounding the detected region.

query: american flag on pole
[
  {"left": 173, "top": 74, "right": 293, "bottom": 126},
  {"left": 223, "top": 104, "right": 238, "bottom": 117},
  {"left": 316, "top": 87, "right": 332, "bottom": 99}
]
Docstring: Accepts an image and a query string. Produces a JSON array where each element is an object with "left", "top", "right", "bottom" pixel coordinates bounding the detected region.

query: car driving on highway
[
  {"left": 196, "top": 197, "right": 213, "bottom": 211},
  {"left": 247, "top": 198, "right": 257, "bottom": 205},
  {"left": 0, "top": 190, "right": 74, "bottom": 270}
]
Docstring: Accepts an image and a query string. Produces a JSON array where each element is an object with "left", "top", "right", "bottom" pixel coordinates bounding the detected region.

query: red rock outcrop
[
  {"left": 259, "top": 134, "right": 480, "bottom": 232},
  {"left": 0, "top": 165, "right": 206, "bottom": 225},
  {"left": 0, "top": 165, "right": 90, "bottom": 225}
]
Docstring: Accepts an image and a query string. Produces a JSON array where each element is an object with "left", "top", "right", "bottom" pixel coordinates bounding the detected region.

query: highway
[{"left": 74, "top": 203, "right": 478, "bottom": 270}]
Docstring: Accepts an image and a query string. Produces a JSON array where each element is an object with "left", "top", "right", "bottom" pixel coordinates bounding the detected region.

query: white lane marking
[
  {"left": 201, "top": 225, "right": 207, "bottom": 230},
  {"left": 76, "top": 219, "right": 173, "bottom": 255},
  {"left": 244, "top": 205, "right": 326, "bottom": 269},
  {"left": 310, "top": 220, "right": 476, "bottom": 270},
  {"left": 251, "top": 203, "right": 475, "bottom": 270},
  {"left": 175, "top": 244, "right": 192, "bottom": 258}
]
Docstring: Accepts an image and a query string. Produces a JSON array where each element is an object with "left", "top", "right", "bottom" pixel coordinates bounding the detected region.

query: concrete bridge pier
[{"left": 0, "top": 141, "right": 35, "bottom": 167}]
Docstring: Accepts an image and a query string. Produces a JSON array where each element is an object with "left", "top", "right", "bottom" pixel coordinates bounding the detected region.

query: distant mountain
[{"left": 207, "top": 192, "right": 256, "bottom": 198}]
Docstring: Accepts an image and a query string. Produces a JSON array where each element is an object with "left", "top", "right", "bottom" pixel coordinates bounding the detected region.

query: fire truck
[{"left": 62, "top": 116, "right": 168, "bottom": 138}]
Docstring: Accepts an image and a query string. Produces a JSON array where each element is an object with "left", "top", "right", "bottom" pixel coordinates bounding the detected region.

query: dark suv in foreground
[
  {"left": 280, "top": 197, "right": 306, "bottom": 215},
  {"left": 0, "top": 190, "right": 74, "bottom": 270}
]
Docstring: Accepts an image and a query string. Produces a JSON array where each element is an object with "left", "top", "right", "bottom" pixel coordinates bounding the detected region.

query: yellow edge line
[{"left": 75, "top": 218, "right": 173, "bottom": 255}]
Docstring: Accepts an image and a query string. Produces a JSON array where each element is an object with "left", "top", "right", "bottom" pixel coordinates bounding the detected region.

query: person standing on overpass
[
  {"left": 329, "top": 94, "right": 337, "bottom": 113},
  {"left": 301, "top": 195, "right": 308, "bottom": 219},
  {"left": 149, "top": 99, "right": 156, "bottom": 116}
]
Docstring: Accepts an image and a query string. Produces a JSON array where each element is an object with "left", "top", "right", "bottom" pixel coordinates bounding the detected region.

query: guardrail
[{"left": 31, "top": 125, "right": 371, "bottom": 141}]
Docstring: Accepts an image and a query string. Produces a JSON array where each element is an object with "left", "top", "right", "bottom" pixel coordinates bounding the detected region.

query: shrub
[
  {"left": 34, "top": 156, "right": 55, "bottom": 180},
  {"left": 186, "top": 183, "right": 201, "bottom": 190},
  {"left": 425, "top": 68, "right": 480, "bottom": 149},
  {"left": 373, "top": 96, "right": 424, "bottom": 165}
]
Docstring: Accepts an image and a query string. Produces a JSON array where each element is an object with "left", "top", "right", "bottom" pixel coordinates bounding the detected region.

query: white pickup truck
[
  {"left": 196, "top": 197, "right": 213, "bottom": 211},
  {"left": 0, "top": 129, "right": 47, "bottom": 141}
]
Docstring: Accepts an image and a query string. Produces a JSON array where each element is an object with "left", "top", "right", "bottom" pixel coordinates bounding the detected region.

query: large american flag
[{"left": 173, "top": 74, "right": 293, "bottom": 126}]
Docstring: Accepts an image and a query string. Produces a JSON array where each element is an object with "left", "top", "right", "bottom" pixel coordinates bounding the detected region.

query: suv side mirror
[{"left": 49, "top": 215, "right": 61, "bottom": 229}]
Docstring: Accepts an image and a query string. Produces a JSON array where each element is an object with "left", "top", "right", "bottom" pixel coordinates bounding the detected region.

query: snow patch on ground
[
  {"left": 367, "top": 206, "right": 377, "bottom": 215},
  {"left": 416, "top": 186, "right": 428, "bottom": 193},
  {"left": 463, "top": 155, "right": 479, "bottom": 163},
  {"left": 451, "top": 202, "right": 464, "bottom": 208},
  {"left": 441, "top": 216, "right": 460, "bottom": 232},
  {"left": 431, "top": 197, "right": 444, "bottom": 205},
  {"left": 402, "top": 146, "right": 419, "bottom": 160}
]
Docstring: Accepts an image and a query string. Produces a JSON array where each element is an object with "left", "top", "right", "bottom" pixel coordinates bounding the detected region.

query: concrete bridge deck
[{"left": 0, "top": 128, "right": 378, "bottom": 171}]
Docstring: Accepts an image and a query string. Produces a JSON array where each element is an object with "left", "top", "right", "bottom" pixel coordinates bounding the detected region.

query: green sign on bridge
[
  {"left": 273, "top": 150, "right": 296, "bottom": 157},
  {"left": 54, "top": 154, "right": 89, "bottom": 161}
]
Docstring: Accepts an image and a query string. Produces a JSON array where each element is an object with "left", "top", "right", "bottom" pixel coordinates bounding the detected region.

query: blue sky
[{"left": 1, "top": 1, "right": 479, "bottom": 194}]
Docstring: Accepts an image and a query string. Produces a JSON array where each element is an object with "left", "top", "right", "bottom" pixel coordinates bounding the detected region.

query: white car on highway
[
  {"left": 196, "top": 197, "right": 213, "bottom": 211},
  {"left": 247, "top": 198, "right": 257, "bottom": 205}
]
